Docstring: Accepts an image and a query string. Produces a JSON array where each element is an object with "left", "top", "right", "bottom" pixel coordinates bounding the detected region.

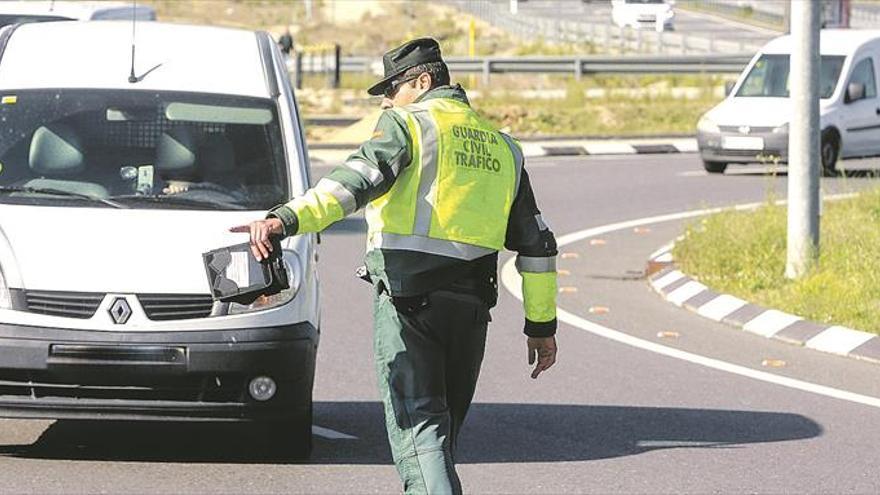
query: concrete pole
[
  {"left": 510, "top": 0, "right": 518, "bottom": 15},
  {"left": 786, "top": 0, "right": 821, "bottom": 279}
]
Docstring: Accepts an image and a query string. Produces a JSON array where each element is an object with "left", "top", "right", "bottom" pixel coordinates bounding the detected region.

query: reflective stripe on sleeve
[
  {"left": 344, "top": 159, "right": 383, "bottom": 186},
  {"left": 521, "top": 271, "right": 557, "bottom": 323},
  {"left": 515, "top": 255, "right": 556, "bottom": 273},
  {"left": 287, "top": 178, "right": 355, "bottom": 233},
  {"left": 315, "top": 178, "right": 357, "bottom": 214}
]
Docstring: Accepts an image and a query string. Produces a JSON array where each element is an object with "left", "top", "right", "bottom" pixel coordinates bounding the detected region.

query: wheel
[
  {"left": 821, "top": 130, "right": 840, "bottom": 177},
  {"left": 702, "top": 161, "right": 728, "bottom": 174}
]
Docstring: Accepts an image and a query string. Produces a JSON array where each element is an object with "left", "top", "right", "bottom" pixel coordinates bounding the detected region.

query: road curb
[
  {"left": 646, "top": 242, "right": 880, "bottom": 365},
  {"left": 309, "top": 137, "right": 697, "bottom": 163}
]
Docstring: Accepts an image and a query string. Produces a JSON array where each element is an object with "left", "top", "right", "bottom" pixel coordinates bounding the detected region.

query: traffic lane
[
  {"left": 553, "top": 217, "right": 880, "bottom": 399},
  {"left": 522, "top": 152, "right": 880, "bottom": 245},
  {"left": 514, "top": 0, "right": 777, "bottom": 44}
]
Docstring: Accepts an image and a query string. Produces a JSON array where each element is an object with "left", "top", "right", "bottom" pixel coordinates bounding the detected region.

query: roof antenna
[{"left": 128, "top": 0, "right": 138, "bottom": 83}]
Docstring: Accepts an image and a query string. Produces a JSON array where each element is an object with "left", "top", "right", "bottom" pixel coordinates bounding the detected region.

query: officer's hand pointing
[
  {"left": 229, "top": 218, "right": 284, "bottom": 261},
  {"left": 527, "top": 336, "right": 557, "bottom": 379}
]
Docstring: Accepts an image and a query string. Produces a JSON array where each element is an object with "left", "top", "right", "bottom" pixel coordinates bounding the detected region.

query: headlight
[
  {"left": 772, "top": 123, "right": 789, "bottom": 134},
  {"left": 226, "top": 254, "right": 301, "bottom": 316},
  {"left": 0, "top": 267, "right": 11, "bottom": 310},
  {"left": 697, "top": 116, "right": 720, "bottom": 133}
]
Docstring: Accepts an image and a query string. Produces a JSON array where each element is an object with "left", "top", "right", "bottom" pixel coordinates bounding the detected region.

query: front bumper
[
  {"left": 697, "top": 129, "right": 789, "bottom": 164},
  {"left": 0, "top": 322, "right": 318, "bottom": 422}
]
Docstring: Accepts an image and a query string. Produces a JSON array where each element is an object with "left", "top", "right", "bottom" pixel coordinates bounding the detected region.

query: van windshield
[
  {"left": 0, "top": 89, "right": 290, "bottom": 210},
  {"left": 736, "top": 54, "right": 846, "bottom": 99}
]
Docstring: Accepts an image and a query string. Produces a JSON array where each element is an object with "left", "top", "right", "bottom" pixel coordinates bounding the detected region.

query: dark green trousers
[{"left": 372, "top": 282, "right": 490, "bottom": 494}]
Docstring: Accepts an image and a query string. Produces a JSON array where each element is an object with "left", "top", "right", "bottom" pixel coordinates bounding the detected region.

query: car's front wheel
[
  {"left": 703, "top": 160, "right": 728, "bottom": 174},
  {"left": 821, "top": 129, "right": 840, "bottom": 177}
]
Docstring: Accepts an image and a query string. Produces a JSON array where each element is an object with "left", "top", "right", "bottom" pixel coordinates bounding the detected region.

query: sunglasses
[{"left": 384, "top": 74, "right": 419, "bottom": 98}]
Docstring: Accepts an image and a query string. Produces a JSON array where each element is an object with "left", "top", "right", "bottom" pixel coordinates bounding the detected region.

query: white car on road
[
  {"left": 611, "top": 0, "right": 675, "bottom": 32},
  {"left": 697, "top": 29, "right": 880, "bottom": 175},
  {"left": 0, "top": 20, "right": 319, "bottom": 458}
]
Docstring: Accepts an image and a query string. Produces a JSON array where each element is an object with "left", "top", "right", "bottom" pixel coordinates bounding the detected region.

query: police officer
[{"left": 231, "top": 38, "right": 559, "bottom": 494}]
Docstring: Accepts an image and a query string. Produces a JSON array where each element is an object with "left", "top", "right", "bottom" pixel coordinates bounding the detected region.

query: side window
[{"left": 849, "top": 57, "right": 877, "bottom": 99}]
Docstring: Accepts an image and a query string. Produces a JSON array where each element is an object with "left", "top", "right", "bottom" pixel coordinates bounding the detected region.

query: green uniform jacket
[{"left": 270, "top": 85, "right": 558, "bottom": 337}]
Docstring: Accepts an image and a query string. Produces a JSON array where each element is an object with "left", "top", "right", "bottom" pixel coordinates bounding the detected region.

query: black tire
[
  {"left": 703, "top": 161, "right": 728, "bottom": 174},
  {"left": 821, "top": 130, "right": 840, "bottom": 177}
]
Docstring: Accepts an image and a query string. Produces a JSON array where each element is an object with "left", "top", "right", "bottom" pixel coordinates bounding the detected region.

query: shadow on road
[{"left": 0, "top": 402, "right": 821, "bottom": 465}]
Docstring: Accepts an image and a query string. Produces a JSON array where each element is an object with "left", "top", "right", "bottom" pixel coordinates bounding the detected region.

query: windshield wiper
[
  {"left": 109, "top": 194, "right": 246, "bottom": 210},
  {"left": 0, "top": 186, "right": 128, "bottom": 209}
]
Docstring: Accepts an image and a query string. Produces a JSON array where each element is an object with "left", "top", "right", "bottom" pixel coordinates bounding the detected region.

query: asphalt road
[
  {"left": 2, "top": 153, "right": 880, "bottom": 493},
  {"left": 510, "top": 0, "right": 779, "bottom": 49}
]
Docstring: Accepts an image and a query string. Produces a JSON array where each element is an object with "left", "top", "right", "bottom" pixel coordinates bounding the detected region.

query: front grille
[
  {"left": 24, "top": 290, "right": 103, "bottom": 319},
  {"left": 0, "top": 370, "right": 246, "bottom": 403},
  {"left": 138, "top": 294, "right": 214, "bottom": 321},
  {"left": 723, "top": 149, "right": 782, "bottom": 157},
  {"left": 719, "top": 126, "right": 775, "bottom": 134}
]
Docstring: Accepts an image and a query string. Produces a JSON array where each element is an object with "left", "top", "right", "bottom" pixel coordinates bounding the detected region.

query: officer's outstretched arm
[{"left": 266, "top": 110, "right": 413, "bottom": 237}]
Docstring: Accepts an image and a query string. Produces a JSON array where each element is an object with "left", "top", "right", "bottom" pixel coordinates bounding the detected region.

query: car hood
[
  {"left": 0, "top": 204, "right": 276, "bottom": 294},
  {"left": 706, "top": 97, "right": 835, "bottom": 128}
]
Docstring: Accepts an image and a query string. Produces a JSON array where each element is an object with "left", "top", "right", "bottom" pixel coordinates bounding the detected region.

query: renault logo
[
  {"left": 108, "top": 298, "right": 132, "bottom": 324},
  {"left": 738, "top": 126, "right": 751, "bottom": 135}
]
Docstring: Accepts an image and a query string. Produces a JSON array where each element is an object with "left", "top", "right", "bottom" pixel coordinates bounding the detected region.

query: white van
[
  {"left": 611, "top": 0, "right": 675, "bottom": 32},
  {"left": 0, "top": 21, "right": 319, "bottom": 458},
  {"left": 697, "top": 29, "right": 880, "bottom": 175},
  {"left": 0, "top": 1, "right": 155, "bottom": 29}
]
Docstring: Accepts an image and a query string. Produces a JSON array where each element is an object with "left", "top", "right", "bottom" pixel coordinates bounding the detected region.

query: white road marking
[
  {"left": 671, "top": 139, "right": 699, "bottom": 153},
  {"left": 312, "top": 425, "right": 358, "bottom": 440},
  {"left": 651, "top": 270, "right": 685, "bottom": 290},
  {"left": 653, "top": 252, "right": 674, "bottom": 263},
  {"left": 501, "top": 197, "right": 880, "bottom": 410},
  {"left": 806, "top": 327, "right": 875, "bottom": 356},
  {"left": 697, "top": 294, "right": 748, "bottom": 322},
  {"left": 666, "top": 281, "right": 707, "bottom": 307},
  {"left": 636, "top": 440, "right": 727, "bottom": 448},
  {"left": 743, "top": 310, "right": 802, "bottom": 338},
  {"left": 582, "top": 142, "right": 637, "bottom": 155},
  {"left": 677, "top": 170, "right": 707, "bottom": 177},
  {"left": 648, "top": 241, "right": 675, "bottom": 260}
]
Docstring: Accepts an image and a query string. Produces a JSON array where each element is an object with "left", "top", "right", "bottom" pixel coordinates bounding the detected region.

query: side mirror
[
  {"left": 725, "top": 80, "right": 736, "bottom": 96},
  {"left": 846, "top": 82, "right": 866, "bottom": 103}
]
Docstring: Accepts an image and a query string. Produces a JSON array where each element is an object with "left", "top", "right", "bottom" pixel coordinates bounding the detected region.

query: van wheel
[
  {"left": 703, "top": 161, "right": 728, "bottom": 174},
  {"left": 821, "top": 130, "right": 840, "bottom": 177}
]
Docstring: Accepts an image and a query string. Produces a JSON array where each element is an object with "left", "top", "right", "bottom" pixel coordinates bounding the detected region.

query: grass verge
[{"left": 674, "top": 187, "right": 880, "bottom": 334}]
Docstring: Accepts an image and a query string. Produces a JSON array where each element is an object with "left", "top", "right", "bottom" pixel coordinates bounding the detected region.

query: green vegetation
[{"left": 674, "top": 188, "right": 880, "bottom": 333}]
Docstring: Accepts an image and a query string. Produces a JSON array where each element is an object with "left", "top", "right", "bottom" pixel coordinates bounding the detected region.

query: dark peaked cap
[{"left": 367, "top": 38, "right": 444, "bottom": 96}]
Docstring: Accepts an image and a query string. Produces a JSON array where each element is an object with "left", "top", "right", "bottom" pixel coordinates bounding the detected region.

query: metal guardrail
[
  {"left": 454, "top": 0, "right": 766, "bottom": 55},
  {"left": 299, "top": 54, "right": 754, "bottom": 81}
]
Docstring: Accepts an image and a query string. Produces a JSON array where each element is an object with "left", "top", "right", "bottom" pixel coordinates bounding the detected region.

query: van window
[
  {"left": 848, "top": 57, "right": 877, "bottom": 99},
  {"left": 0, "top": 14, "right": 71, "bottom": 29},
  {"left": 736, "top": 54, "right": 846, "bottom": 99},
  {"left": 0, "top": 89, "right": 290, "bottom": 210}
]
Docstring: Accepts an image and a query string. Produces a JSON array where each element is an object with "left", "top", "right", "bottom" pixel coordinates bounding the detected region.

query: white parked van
[
  {"left": 697, "top": 29, "right": 880, "bottom": 175},
  {"left": 611, "top": 0, "right": 675, "bottom": 32},
  {"left": 0, "top": 21, "right": 319, "bottom": 458},
  {"left": 0, "top": 1, "right": 155, "bottom": 29}
]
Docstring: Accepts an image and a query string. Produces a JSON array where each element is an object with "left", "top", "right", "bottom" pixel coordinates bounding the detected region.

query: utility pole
[{"left": 786, "top": 0, "right": 821, "bottom": 279}]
